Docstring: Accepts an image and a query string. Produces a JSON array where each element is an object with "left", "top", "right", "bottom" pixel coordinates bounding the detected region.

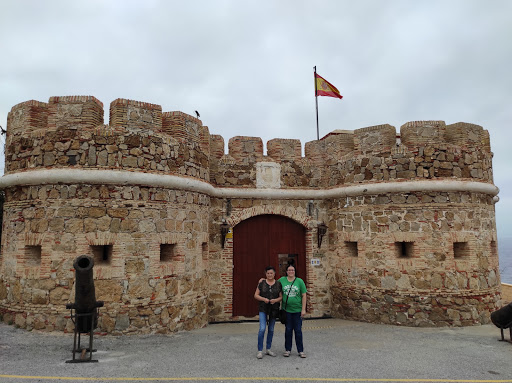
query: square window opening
[
  {"left": 395, "top": 241, "right": 414, "bottom": 258},
  {"left": 453, "top": 242, "right": 469, "bottom": 258},
  {"left": 25, "top": 245, "right": 42, "bottom": 267},
  {"left": 345, "top": 241, "right": 358, "bottom": 257},
  {"left": 91, "top": 245, "right": 112, "bottom": 265},
  {"left": 160, "top": 244, "right": 177, "bottom": 263}
]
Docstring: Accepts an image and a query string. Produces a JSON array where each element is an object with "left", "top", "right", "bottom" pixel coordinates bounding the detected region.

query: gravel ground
[{"left": 1, "top": 318, "right": 511, "bottom": 383}]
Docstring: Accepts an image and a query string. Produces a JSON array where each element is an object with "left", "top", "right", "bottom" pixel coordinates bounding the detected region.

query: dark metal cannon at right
[
  {"left": 490, "top": 302, "right": 512, "bottom": 343},
  {"left": 66, "top": 255, "right": 104, "bottom": 363}
]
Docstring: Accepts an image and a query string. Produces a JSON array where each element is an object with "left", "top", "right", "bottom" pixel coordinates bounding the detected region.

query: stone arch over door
[
  {"left": 225, "top": 205, "right": 312, "bottom": 228},
  {"left": 232, "top": 214, "right": 307, "bottom": 317}
]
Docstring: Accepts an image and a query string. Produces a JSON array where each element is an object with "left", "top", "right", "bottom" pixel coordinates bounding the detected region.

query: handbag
[
  {"left": 280, "top": 278, "right": 296, "bottom": 325},
  {"left": 279, "top": 309, "right": 287, "bottom": 325}
]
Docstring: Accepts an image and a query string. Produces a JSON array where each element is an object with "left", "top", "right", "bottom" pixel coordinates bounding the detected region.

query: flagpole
[{"left": 314, "top": 66, "right": 319, "bottom": 140}]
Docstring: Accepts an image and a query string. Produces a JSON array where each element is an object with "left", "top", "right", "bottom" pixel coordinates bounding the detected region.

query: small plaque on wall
[{"left": 310, "top": 258, "right": 320, "bottom": 266}]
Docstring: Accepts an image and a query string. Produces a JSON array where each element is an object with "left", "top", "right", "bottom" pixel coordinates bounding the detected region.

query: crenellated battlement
[
  {"left": 5, "top": 96, "right": 494, "bottom": 188},
  {"left": 445, "top": 122, "right": 490, "bottom": 152},
  {"left": 401, "top": 120, "right": 490, "bottom": 152},
  {"left": 7, "top": 100, "right": 49, "bottom": 142},
  {"left": 227, "top": 136, "right": 264, "bottom": 164},
  {"left": 5, "top": 96, "right": 210, "bottom": 180},
  {"left": 161, "top": 111, "right": 202, "bottom": 144},
  {"left": 210, "top": 122, "right": 493, "bottom": 188},
  {"left": 354, "top": 124, "right": 396, "bottom": 154},
  {"left": 48, "top": 96, "right": 104, "bottom": 131},
  {"left": 267, "top": 138, "right": 302, "bottom": 162},
  {"left": 109, "top": 98, "right": 162, "bottom": 133}
]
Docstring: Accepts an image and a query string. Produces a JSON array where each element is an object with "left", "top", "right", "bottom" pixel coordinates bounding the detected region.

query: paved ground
[{"left": 1, "top": 318, "right": 511, "bottom": 383}]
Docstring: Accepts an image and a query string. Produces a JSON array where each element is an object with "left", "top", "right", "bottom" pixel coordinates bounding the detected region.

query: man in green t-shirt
[{"left": 279, "top": 264, "right": 307, "bottom": 358}]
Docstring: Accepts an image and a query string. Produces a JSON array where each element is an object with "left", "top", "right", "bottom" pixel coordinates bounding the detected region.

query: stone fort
[{"left": 0, "top": 95, "right": 502, "bottom": 334}]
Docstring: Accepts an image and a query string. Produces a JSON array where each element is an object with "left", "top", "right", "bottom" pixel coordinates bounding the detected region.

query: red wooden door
[{"left": 233, "top": 214, "right": 306, "bottom": 317}]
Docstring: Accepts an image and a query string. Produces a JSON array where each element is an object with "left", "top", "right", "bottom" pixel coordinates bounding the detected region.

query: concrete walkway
[{"left": 1, "top": 318, "right": 511, "bottom": 383}]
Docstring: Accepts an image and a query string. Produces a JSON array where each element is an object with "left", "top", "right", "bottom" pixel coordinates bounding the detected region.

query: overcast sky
[{"left": 0, "top": 0, "right": 511, "bottom": 245}]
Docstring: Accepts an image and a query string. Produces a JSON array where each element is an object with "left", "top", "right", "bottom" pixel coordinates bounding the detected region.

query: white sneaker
[
  {"left": 266, "top": 349, "right": 276, "bottom": 357},
  {"left": 257, "top": 351, "right": 263, "bottom": 359}
]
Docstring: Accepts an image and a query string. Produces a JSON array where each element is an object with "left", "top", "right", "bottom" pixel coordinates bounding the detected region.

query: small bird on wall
[{"left": 195, "top": 110, "right": 200, "bottom": 118}]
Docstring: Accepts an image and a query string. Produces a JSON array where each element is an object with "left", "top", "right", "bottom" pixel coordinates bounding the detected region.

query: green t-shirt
[{"left": 279, "top": 277, "right": 307, "bottom": 313}]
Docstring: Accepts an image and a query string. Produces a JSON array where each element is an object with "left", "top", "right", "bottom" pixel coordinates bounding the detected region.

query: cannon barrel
[
  {"left": 66, "top": 255, "right": 104, "bottom": 333},
  {"left": 491, "top": 302, "right": 512, "bottom": 329}
]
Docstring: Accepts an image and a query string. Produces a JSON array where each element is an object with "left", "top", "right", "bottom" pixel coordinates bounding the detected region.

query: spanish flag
[{"left": 315, "top": 73, "right": 343, "bottom": 99}]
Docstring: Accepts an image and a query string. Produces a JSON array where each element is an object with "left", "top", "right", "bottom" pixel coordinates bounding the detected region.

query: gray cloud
[{"left": 0, "top": 0, "right": 511, "bottom": 240}]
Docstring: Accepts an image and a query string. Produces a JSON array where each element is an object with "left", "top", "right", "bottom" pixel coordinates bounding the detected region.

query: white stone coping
[{"left": 0, "top": 168, "right": 500, "bottom": 201}]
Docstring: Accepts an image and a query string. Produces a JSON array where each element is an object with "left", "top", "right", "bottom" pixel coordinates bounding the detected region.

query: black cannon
[
  {"left": 65, "top": 255, "right": 104, "bottom": 363},
  {"left": 490, "top": 302, "right": 512, "bottom": 343}
]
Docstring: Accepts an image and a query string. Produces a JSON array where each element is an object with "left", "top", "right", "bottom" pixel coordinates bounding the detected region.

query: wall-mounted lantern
[
  {"left": 220, "top": 220, "right": 230, "bottom": 249},
  {"left": 317, "top": 222, "right": 327, "bottom": 248}
]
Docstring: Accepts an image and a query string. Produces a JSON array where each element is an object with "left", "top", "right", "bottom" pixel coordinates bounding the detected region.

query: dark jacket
[{"left": 257, "top": 280, "right": 282, "bottom": 319}]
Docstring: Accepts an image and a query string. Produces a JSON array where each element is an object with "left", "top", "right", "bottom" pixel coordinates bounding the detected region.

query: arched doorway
[{"left": 233, "top": 214, "right": 306, "bottom": 317}]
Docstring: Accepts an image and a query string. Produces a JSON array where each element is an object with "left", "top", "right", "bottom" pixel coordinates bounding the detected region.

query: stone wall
[
  {"left": 0, "top": 184, "right": 209, "bottom": 334},
  {"left": 210, "top": 122, "right": 493, "bottom": 189},
  {"left": 0, "top": 95, "right": 502, "bottom": 334},
  {"left": 5, "top": 97, "right": 209, "bottom": 181},
  {"left": 328, "top": 191, "right": 500, "bottom": 326}
]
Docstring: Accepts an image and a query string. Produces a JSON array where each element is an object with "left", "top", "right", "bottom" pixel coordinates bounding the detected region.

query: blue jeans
[
  {"left": 285, "top": 311, "right": 304, "bottom": 353},
  {"left": 258, "top": 311, "right": 276, "bottom": 351}
]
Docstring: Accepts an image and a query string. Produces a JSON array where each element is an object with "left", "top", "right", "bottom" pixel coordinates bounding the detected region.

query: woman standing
[
  {"left": 254, "top": 266, "right": 282, "bottom": 359},
  {"left": 279, "top": 264, "right": 307, "bottom": 358}
]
